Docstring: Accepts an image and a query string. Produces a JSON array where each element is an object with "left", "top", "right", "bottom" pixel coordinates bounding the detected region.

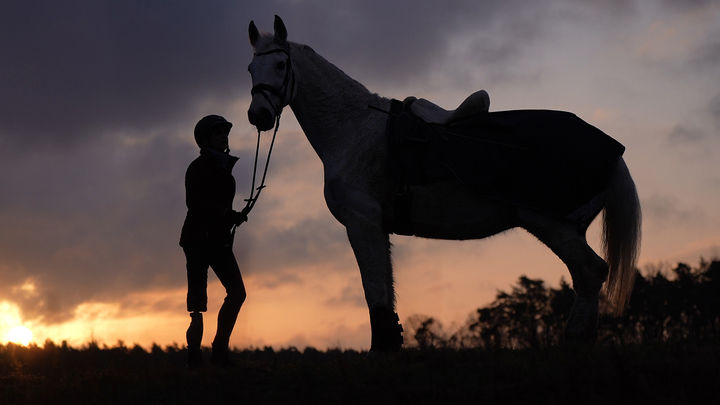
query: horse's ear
[
  {"left": 274, "top": 15, "right": 287, "bottom": 45},
  {"left": 249, "top": 20, "right": 259, "bottom": 48}
]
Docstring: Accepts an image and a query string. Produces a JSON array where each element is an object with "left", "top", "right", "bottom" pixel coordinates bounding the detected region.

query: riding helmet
[{"left": 194, "top": 115, "right": 233, "bottom": 148}]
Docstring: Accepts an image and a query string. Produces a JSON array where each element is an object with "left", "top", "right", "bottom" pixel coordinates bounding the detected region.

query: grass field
[{"left": 1, "top": 341, "right": 719, "bottom": 404}]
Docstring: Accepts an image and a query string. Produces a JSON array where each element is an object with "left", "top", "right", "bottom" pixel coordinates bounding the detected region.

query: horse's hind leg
[{"left": 518, "top": 209, "right": 608, "bottom": 343}]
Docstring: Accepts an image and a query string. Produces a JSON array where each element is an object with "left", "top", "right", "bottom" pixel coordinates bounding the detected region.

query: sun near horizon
[{"left": 7, "top": 325, "right": 33, "bottom": 346}]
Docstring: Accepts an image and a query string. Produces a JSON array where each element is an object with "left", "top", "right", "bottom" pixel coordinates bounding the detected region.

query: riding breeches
[{"left": 183, "top": 245, "right": 246, "bottom": 313}]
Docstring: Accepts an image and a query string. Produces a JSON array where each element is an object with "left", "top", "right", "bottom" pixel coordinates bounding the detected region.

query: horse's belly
[{"left": 406, "top": 180, "right": 518, "bottom": 240}]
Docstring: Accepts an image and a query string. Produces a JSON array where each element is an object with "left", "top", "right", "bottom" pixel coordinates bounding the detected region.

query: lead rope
[
  {"left": 248, "top": 128, "right": 262, "bottom": 204},
  {"left": 245, "top": 112, "right": 281, "bottom": 211},
  {"left": 230, "top": 113, "right": 281, "bottom": 245}
]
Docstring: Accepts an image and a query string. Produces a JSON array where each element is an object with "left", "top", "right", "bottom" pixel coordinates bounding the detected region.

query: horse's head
[{"left": 247, "top": 15, "right": 296, "bottom": 131}]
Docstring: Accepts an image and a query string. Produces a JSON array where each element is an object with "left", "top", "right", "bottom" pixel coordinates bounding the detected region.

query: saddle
[{"left": 405, "top": 90, "right": 490, "bottom": 125}]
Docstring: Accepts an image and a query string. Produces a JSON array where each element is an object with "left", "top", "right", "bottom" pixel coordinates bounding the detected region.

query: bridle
[
  {"left": 241, "top": 45, "right": 296, "bottom": 217},
  {"left": 250, "top": 46, "right": 295, "bottom": 117}
]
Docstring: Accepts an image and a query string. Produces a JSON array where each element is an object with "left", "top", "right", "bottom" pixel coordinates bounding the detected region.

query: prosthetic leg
[{"left": 186, "top": 312, "right": 204, "bottom": 368}]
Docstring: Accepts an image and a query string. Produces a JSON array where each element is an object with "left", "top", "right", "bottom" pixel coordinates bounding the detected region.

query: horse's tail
[{"left": 601, "top": 157, "right": 642, "bottom": 316}]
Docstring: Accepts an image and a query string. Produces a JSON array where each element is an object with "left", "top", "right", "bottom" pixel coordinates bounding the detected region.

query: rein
[{"left": 231, "top": 112, "right": 281, "bottom": 242}]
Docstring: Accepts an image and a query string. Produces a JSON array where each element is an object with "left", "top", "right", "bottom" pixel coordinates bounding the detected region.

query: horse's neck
[{"left": 289, "top": 46, "right": 387, "bottom": 165}]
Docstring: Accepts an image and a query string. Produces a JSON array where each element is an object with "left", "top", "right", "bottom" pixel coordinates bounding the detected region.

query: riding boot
[
  {"left": 369, "top": 307, "right": 404, "bottom": 352},
  {"left": 210, "top": 344, "right": 236, "bottom": 368}
]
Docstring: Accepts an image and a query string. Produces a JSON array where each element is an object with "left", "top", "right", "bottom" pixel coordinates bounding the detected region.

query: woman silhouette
[{"left": 180, "top": 115, "right": 249, "bottom": 368}]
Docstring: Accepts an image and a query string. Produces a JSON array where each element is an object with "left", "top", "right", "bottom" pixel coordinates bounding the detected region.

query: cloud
[
  {"left": 664, "top": 119, "right": 718, "bottom": 159},
  {"left": 3, "top": 0, "right": 527, "bottom": 146},
  {"left": 264, "top": 0, "right": 594, "bottom": 90},
  {"left": 0, "top": 1, "right": 253, "bottom": 145},
  {"left": 267, "top": 0, "right": 478, "bottom": 85},
  {"left": 710, "top": 94, "right": 720, "bottom": 128},
  {"left": 244, "top": 216, "right": 352, "bottom": 275},
  {"left": 692, "top": 38, "right": 720, "bottom": 69},
  {"left": 660, "top": 0, "right": 719, "bottom": 12},
  {"left": 324, "top": 283, "right": 366, "bottom": 308},
  {"left": 0, "top": 0, "right": 649, "bottom": 147},
  {"left": 642, "top": 194, "right": 709, "bottom": 229},
  {"left": 0, "top": 134, "right": 196, "bottom": 322},
  {"left": 668, "top": 124, "right": 707, "bottom": 144}
]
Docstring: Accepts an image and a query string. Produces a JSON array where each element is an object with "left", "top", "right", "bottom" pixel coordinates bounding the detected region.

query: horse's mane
[
  {"left": 253, "top": 32, "right": 376, "bottom": 103},
  {"left": 291, "top": 42, "right": 377, "bottom": 103}
]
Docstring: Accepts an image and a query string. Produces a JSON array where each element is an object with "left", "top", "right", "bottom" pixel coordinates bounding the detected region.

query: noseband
[{"left": 250, "top": 47, "right": 295, "bottom": 117}]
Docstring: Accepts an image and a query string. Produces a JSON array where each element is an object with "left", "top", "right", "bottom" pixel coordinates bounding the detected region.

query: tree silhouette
[
  {"left": 467, "top": 277, "right": 550, "bottom": 349},
  {"left": 405, "top": 315, "right": 450, "bottom": 349},
  {"left": 409, "top": 258, "right": 720, "bottom": 349},
  {"left": 600, "top": 258, "right": 720, "bottom": 344}
]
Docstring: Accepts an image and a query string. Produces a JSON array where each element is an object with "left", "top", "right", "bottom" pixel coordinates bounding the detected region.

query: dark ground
[{"left": 1, "top": 341, "right": 719, "bottom": 405}]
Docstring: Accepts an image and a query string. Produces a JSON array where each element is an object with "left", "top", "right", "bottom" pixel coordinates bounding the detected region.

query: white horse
[{"left": 247, "top": 16, "right": 641, "bottom": 352}]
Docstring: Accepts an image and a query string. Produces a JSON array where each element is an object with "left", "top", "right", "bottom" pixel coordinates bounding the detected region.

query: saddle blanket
[{"left": 386, "top": 99, "right": 626, "bottom": 222}]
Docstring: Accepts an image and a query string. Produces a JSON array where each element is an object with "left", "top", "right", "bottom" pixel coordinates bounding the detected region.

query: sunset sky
[{"left": 1, "top": 0, "right": 719, "bottom": 350}]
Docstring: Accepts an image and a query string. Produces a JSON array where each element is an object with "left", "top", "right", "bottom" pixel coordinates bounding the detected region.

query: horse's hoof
[
  {"left": 369, "top": 307, "right": 404, "bottom": 352},
  {"left": 564, "top": 293, "right": 599, "bottom": 344}
]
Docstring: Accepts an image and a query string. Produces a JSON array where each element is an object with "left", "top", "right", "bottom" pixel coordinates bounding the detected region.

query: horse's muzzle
[{"left": 248, "top": 105, "right": 275, "bottom": 132}]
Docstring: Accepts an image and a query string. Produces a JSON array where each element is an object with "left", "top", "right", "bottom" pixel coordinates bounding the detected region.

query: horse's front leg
[
  {"left": 325, "top": 181, "right": 403, "bottom": 352},
  {"left": 345, "top": 210, "right": 403, "bottom": 352}
]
